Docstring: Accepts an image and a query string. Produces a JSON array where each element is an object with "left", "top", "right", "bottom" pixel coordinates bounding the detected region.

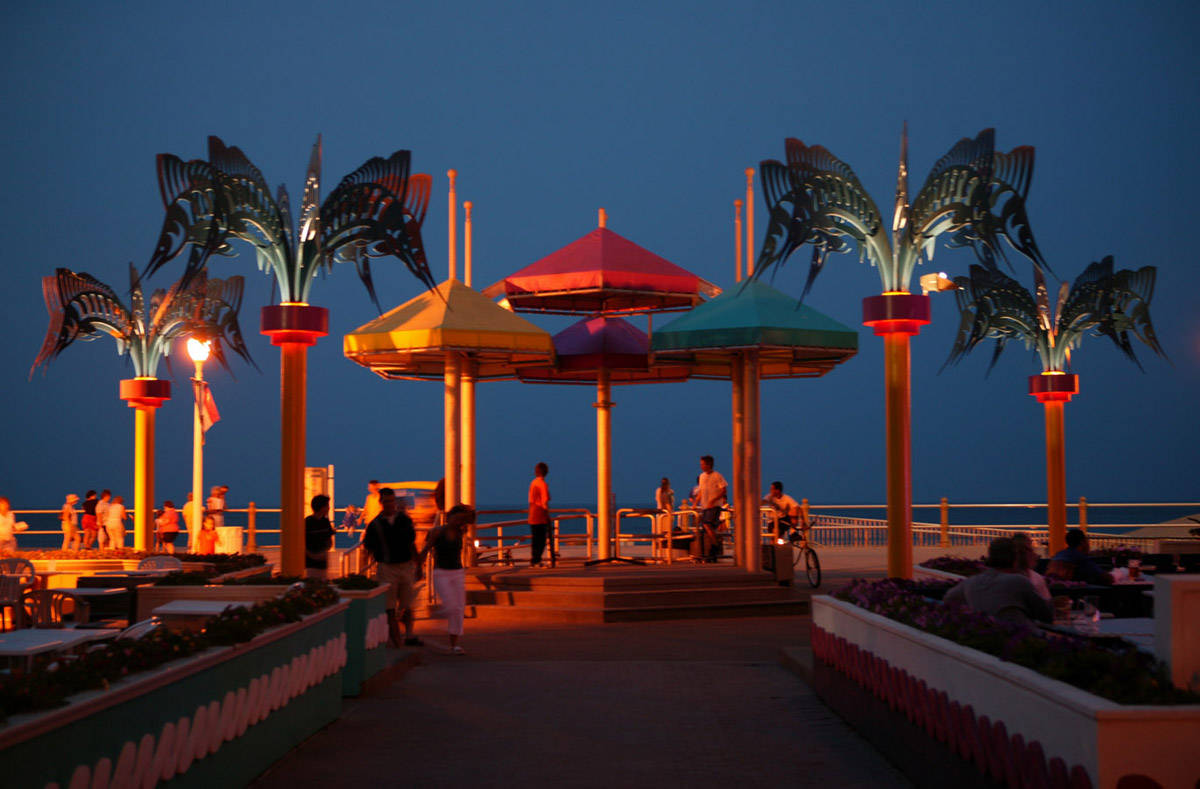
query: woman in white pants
[{"left": 422, "top": 504, "right": 471, "bottom": 654}]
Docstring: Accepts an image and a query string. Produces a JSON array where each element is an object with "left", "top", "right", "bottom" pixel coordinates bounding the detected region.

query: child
[
  {"left": 197, "top": 514, "right": 218, "bottom": 555},
  {"left": 61, "top": 493, "right": 80, "bottom": 551},
  {"left": 155, "top": 501, "right": 180, "bottom": 554}
]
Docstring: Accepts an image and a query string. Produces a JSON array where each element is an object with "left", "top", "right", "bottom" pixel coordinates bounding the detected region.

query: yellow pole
[
  {"left": 1078, "top": 496, "right": 1088, "bottom": 533},
  {"left": 280, "top": 341, "right": 308, "bottom": 576},
  {"left": 884, "top": 332, "right": 913, "bottom": 578},
  {"left": 247, "top": 501, "right": 257, "bottom": 552},
  {"left": 133, "top": 405, "right": 156, "bottom": 550},
  {"left": 191, "top": 358, "right": 204, "bottom": 552},
  {"left": 445, "top": 352, "right": 462, "bottom": 510},
  {"left": 734, "top": 200, "right": 743, "bottom": 283},
  {"left": 463, "top": 201, "right": 473, "bottom": 288},
  {"left": 447, "top": 170, "right": 457, "bottom": 281},
  {"left": 744, "top": 350, "right": 762, "bottom": 572},
  {"left": 1045, "top": 401, "right": 1067, "bottom": 554},
  {"left": 745, "top": 169, "right": 755, "bottom": 276},
  {"left": 598, "top": 207, "right": 607, "bottom": 228},
  {"left": 940, "top": 496, "right": 950, "bottom": 548},
  {"left": 461, "top": 200, "right": 476, "bottom": 509},
  {"left": 731, "top": 352, "right": 745, "bottom": 567},
  {"left": 596, "top": 369, "right": 613, "bottom": 560}
]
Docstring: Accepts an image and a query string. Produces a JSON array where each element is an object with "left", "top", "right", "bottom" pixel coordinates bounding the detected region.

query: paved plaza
[{"left": 251, "top": 547, "right": 956, "bottom": 788}]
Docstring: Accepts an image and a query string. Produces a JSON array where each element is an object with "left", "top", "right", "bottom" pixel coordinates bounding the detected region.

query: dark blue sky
[{"left": 2, "top": 1, "right": 1197, "bottom": 512}]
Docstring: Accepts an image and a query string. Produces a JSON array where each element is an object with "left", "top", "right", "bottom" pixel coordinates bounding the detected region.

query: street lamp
[{"left": 187, "top": 337, "right": 211, "bottom": 552}]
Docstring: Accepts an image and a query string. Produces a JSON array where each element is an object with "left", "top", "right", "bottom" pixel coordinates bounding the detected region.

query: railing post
[
  {"left": 940, "top": 497, "right": 950, "bottom": 548},
  {"left": 247, "top": 501, "right": 257, "bottom": 552},
  {"left": 1078, "top": 496, "right": 1088, "bottom": 533}
]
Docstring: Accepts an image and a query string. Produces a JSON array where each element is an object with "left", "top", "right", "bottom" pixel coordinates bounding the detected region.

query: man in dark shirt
[
  {"left": 945, "top": 538, "right": 1053, "bottom": 625},
  {"left": 304, "top": 494, "right": 334, "bottom": 580},
  {"left": 363, "top": 487, "right": 424, "bottom": 647},
  {"left": 1047, "top": 528, "right": 1113, "bottom": 585}
]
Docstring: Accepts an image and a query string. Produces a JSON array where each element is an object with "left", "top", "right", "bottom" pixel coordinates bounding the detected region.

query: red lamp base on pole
[
  {"left": 1029, "top": 373, "right": 1079, "bottom": 403},
  {"left": 862, "top": 293, "right": 931, "bottom": 337},
  {"left": 118, "top": 378, "right": 171, "bottom": 408},
  {"left": 120, "top": 378, "right": 170, "bottom": 551},
  {"left": 260, "top": 304, "right": 329, "bottom": 347}
]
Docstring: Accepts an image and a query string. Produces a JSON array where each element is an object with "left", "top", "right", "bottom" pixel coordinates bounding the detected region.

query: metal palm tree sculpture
[
  {"left": 143, "top": 134, "right": 435, "bottom": 306},
  {"left": 32, "top": 264, "right": 251, "bottom": 549},
  {"left": 141, "top": 134, "right": 435, "bottom": 575},
  {"left": 751, "top": 126, "right": 1046, "bottom": 578},
  {"left": 943, "top": 257, "right": 1164, "bottom": 552},
  {"left": 32, "top": 264, "right": 252, "bottom": 378}
]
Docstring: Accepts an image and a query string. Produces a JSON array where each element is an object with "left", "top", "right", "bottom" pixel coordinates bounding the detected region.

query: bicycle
[{"left": 786, "top": 524, "right": 821, "bottom": 588}]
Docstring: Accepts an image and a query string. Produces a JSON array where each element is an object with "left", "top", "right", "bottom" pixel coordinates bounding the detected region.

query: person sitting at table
[
  {"left": 944, "top": 537, "right": 1053, "bottom": 625},
  {"left": 1046, "top": 528, "right": 1113, "bottom": 585},
  {"left": 1012, "top": 532, "right": 1051, "bottom": 601}
]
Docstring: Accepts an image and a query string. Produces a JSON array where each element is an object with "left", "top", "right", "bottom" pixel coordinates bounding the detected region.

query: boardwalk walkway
[{"left": 252, "top": 547, "right": 955, "bottom": 788}]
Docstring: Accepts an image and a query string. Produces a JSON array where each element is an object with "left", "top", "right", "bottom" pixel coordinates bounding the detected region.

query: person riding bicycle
[{"left": 764, "top": 481, "right": 805, "bottom": 539}]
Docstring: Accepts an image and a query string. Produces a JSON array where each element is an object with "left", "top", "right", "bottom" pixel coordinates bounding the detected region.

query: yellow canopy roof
[{"left": 344, "top": 279, "right": 555, "bottom": 381}]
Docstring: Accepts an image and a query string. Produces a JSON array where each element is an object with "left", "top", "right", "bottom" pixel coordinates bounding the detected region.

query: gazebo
[
  {"left": 483, "top": 215, "right": 718, "bottom": 560},
  {"left": 651, "top": 278, "right": 858, "bottom": 568},
  {"left": 344, "top": 278, "right": 556, "bottom": 518}
]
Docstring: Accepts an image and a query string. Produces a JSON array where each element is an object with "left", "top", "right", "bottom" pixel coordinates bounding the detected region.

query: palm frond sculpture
[
  {"left": 144, "top": 135, "right": 434, "bottom": 308},
  {"left": 944, "top": 257, "right": 1165, "bottom": 374},
  {"left": 755, "top": 126, "right": 1046, "bottom": 297},
  {"left": 31, "top": 264, "right": 253, "bottom": 378}
]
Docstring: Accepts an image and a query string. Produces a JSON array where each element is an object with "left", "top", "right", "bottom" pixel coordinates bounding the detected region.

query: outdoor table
[
  {"left": 0, "top": 628, "right": 119, "bottom": 672},
  {"left": 77, "top": 576, "right": 162, "bottom": 623},
  {"left": 48, "top": 586, "right": 131, "bottom": 626},
  {"left": 152, "top": 599, "right": 253, "bottom": 633}
]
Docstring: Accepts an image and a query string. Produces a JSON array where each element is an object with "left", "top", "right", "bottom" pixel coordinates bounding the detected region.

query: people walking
[
  {"left": 528, "top": 462, "right": 551, "bottom": 566},
  {"left": 362, "top": 487, "right": 424, "bottom": 648},
  {"left": 655, "top": 477, "right": 675, "bottom": 536},
  {"left": 304, "top": 494, "right": 335, "bottom": 579},
  {"left": 81, "top": 490, "right": 99, "bottom": 549},
  {"left": 694, "top": 456, "right": 727, "bottom": 563},
  {"left": 61, "top": 493, "right": 80, "bottom": 551},
  {"left": 105, "top": 495, "right": 127, "bottom": 549},
  {"left": 422, "top": 504, "right": 472, "bottom": 654},
  {"left": 95, "top": 490, "right": 112, "bottom": 549},
  {"left": 0, "top": 497, "right": 29, "bottom": 554},
  {"left": 156, "top": 501, "right": 180, "bottom": 554}
]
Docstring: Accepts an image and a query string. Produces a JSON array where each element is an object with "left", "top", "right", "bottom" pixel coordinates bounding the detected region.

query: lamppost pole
[{"left": 187, "top": 338, "right": 211, "bottom": 552}]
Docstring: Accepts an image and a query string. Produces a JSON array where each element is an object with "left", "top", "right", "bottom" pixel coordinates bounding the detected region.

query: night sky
[{"left": 3, "top": 1, "right": 1197, "bottom": 514}]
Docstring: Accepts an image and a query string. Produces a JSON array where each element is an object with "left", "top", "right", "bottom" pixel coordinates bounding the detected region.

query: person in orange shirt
[
  {"left": 528, "top": 462, "right": 551, "bottom": 567},
  {"left": 197, "top": 515, "right": 219, "bottom": 555}
]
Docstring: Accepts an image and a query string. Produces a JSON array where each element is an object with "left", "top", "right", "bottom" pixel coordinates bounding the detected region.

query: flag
[{"left": 192, "top": 379, "right": 220, "bottom": 443}]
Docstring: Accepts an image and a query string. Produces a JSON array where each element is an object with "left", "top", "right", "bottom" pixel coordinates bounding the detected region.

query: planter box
[
  {"left": 812, "top": 596, "right": 1200, "bottom": 788},
  {"left": 136, "top": 584, "right": 291, "bottom": 622},
  {"left": 0, "top": 601, "right": 349, "bottom": 788},
  {"left": 338, "top": 585, "right": 391, "bottom": 696}
]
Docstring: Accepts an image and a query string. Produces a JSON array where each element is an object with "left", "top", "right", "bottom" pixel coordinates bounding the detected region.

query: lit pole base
[
  {"left": 120, "top": 378, "right": 171, "bottom": 551},
  {"left": 863, "top": 293, "right": 931, "bottom": 579},
  {"left": 1030, "top": 373, "right": 1079, "bottom": 555},
  {"left": 261, "top": 304, "right": 329, "bottom": 576}
]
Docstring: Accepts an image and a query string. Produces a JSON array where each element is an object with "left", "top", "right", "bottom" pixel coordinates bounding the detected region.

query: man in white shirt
[
  {"left": 95, "top": 490, "right": 112, "bottom": 549},
  {"left": 207, "top": 486, "right": 227, "bottom": 530},
  {"left": 105, "top": 495, "right": 127, "bottom": 549},
  {"left": 695, "top": 455, "right": 727, "bottom": 562},
  {"left": 764, "top": 481, "right": 803, "bottom": 538}
]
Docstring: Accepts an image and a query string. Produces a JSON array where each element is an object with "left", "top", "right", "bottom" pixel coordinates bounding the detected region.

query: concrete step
[
  {"left": 466, "top": 585, "right": 799, "bottom": 608},
  {"left": 467, "top": 566, "right": 779, "bottom": 592},
  {"left": 465, "top": 598, "right": 810, "bottom": 624}
]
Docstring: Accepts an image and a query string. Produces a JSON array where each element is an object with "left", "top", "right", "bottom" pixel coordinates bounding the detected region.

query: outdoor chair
[
  {"left": 0, "top": 574, "right": 26, "bottom": 630},
  {"left": 116, "top": 616, "right": 162, "bottom": 641},
  {"left": 21, "top": 589, "right": 90, "bottom": 628},
  {"left": 0, "top": 558, "right": 37, "bottom": 586},
  {"left": 137, "top": 555, "right": 183, "bottom": 571}
]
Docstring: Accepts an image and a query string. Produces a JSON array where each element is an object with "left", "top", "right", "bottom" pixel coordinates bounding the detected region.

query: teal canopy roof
[{"left": 650, "top": 279, "right": 858, "bottom": 379}]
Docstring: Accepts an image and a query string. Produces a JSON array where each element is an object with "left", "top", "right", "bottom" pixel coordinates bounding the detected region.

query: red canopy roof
[
  {"left": 518, "top": 316, "right": 689, "bottom": 384},
  {"left": 483, "top": 227, "right": 719, "bottom": 315}
]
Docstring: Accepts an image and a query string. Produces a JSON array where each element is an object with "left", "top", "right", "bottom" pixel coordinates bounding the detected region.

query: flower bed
[
  {"left": 813, "top": 581, "right": 1200, "bottom": 787},
  {"left": 918, "top": 555, "right": 986, "bottom": 576},
  {"left": 0, "top": 583, "right": 349, "bottom": 788}
]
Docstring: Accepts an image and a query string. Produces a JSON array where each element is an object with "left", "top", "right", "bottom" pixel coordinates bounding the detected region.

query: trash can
[
  {"left": 762, "top": 540, "right": 794, "bottom": 585},
  {"left": 216, "top": 526, "right": 244, "bottom": 554}
]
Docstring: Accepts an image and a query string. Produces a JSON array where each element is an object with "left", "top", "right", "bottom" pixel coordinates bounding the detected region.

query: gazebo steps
[
  {"left": 465, "top": 597, "right": 810, "bottom": 624},
  {"left": 466, "top": 564, "right": 778, "bottom": 591},
  {"left": 466, "top": 585, "right": 798, "bottom": 608}
]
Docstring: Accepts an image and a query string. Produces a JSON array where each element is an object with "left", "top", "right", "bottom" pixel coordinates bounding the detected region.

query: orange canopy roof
[{"left": 344, "top": 279, "right": 554, "bottom": 381}]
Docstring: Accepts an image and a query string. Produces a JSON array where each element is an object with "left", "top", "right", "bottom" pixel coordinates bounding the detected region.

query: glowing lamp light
[
  {"left": 919, "top": 272, "right": 958, "bottom": 295},
  {"left": 776, "top": 538, "right": 786, "bottom": 546},
  {"left": 186, "top": 338, "right": 212, "bottom": 363},
  {"left": 473, "top": 539, "right": 481, "bottom": 548}
]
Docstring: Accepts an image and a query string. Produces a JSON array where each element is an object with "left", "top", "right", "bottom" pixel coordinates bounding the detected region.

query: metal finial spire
[{"left": 891, "top": 121, "right": 909, "bottom": 251}]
